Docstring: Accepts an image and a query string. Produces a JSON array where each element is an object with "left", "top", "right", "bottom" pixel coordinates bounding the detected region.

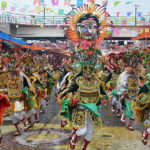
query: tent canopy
[{"left": 0, "top": 31, "right": 45, "bottom": 50}]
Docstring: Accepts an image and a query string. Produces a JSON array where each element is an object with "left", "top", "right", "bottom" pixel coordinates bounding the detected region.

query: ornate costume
[
  {"left": 117, "top": 50, "right": 141, "bottom": 131},
  {"left": 58, "top": 4, "right": 109, "bottom": 150},
  {"left": 131, "top": 73, "right": 150, "bottom": 145}
]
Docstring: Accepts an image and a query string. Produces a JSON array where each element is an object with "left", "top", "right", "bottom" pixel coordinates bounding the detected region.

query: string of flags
[{"left": 0, "top": 0, "right": 150, "bottom": 17}]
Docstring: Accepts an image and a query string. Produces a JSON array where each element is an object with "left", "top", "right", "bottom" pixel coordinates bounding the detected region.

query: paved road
[{"left": 0, "top": 93, "right": 149, "bottom": 150}]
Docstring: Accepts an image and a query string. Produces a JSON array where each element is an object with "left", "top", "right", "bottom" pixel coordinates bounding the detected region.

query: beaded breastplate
[
  {"left": 40, "top": 73, "right": 47, "bottom": 88},
  {"left": 6, "top": 76, "right": 22, "bottom": 100},
  {"left": 76, "top": 76, "right": 100, "bottom": 104},
  {"left": 29, "top": 75, "right": 37, "bottom": 93},
  {"left": 127, "top": 76, "right": 139, "bottom": 99},
  {"left": 0, "top": 73, "right": 6, "bottom": 89}
]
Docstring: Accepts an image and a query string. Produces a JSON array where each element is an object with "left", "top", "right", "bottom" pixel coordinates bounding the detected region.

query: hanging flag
[
  {"left": 23, "top": 16, "right": 26, "bottom": 20},
  {"left": 58, "top": 9, "right": 64, "bottom": 15},
  {"left": 34, "top": 0, "right": 41, "bottom": 6},
  {"left": 122, "top": 20, "right": 127, "bottom": 25},
  {"left": 125, "top": 1, "right": 133, "bottom": 5},
  {"left": 114, "top": 28, "right": 120, "bottom": 36},
  {"left": 57, "top": 20, "right": 61, "bottom": 25},
  {"left": 24, "top": 5, "right": 30, "bottom": 11},
  {"left": 130, "top": 16, "right": 135, "bottom": 22},
  {"left": 121, "top": 16, "right": 124, "bottom": 20},
  {"left": 10, "top": 7, "right": 15, "bottom": 12},
  {"left": 102, "top": 0, "right": 108, "bottom": 7},
  {"left": 138, "top": 21, "right": 143, "bottom": 24},
  {"left": 51, "top": 0, "right": 59, "bottom": 6},
  {"left": 77, "top": 0, "right": 83, "bottom": 8},
  {"left": 70, "top": 9, "right": 76, "bottom": 16},
  {"left": 7, "top": 13, "right": 10, "bottom": 17},
  {"left": 46, "top": 8, "right": 50, "bottom": 11},
  {"left": 116, "top": 12, "right": 120, "bottom": 17},
  {"left": 148, "top": 12, "right": 150, "bottom": 16},
  {"left": 114, "top": 1, "right": 120, "bottom": 7},
  {"left": 140, "top": 16, "right": 145, "bottom": 21},
  {"left": 1, "top": 1, "right": 7, "bottom": 8},
  {"left": 13, "top": 3, "right": 18, "bottom": 8},
  {"left": 127, "top": 12, "right": 132, "bottom": 17},
  {"left": 19, "top": 8, "right": 26, "bottom": 13},
  {"left": 35, "top": 6, "right": 41, "bottom": 13},
  {"left": 64, "top": 0, "right": 70, "bottom": 6},
  {"left": 137, "top": 12, "right": 142, "bottom": 17},
  {"left": 41, "top": 0, "right": 44, "bottom": 4},
  {"left": 87, "top": 0, "right": 94, "bottom": 3},
  {"left": 114, "top": 19, "right": 119, "bottom": 24}
]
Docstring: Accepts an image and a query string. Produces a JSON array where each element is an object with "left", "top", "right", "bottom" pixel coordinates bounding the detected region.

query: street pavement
[{"left": 0, "top": 93, "right": 149, "bottom": 150}]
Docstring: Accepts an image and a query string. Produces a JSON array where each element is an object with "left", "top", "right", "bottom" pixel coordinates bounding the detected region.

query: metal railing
[
  {"left": 0, "top": 12, "right": 66, "bottom": 26},
  {"left": 0, "top": 12, "right": 150, "bottom": 26}
]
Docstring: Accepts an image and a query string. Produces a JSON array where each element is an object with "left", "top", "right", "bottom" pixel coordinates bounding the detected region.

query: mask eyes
[{"left": 81, "top": 24, "right": 85, "bottom": 28}]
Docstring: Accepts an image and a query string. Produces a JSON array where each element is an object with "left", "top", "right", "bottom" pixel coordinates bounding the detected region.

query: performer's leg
[
  {"left": 0, "top": 129, "right": 2, "bottom": 143},
  {"left": 32, "top": 108, "right": 39, "bottom": 123},
  {"left": 45, "top": 95, "right": 50, "bottom": 106},
  {"left": 18, "top": 111, "right": 29, "bottom": 132},
  {"left": 70, "top": 125, "right": 87, "bottom": 149},
  {"left": 82, "top": 116, "right": 93, "bottom": 150},
  {"left": 142, "top": 127, "right": 150, "bottom": 145},
  {"left": 61, "top": 119, "right": 67, "bottom": 128},
  {"left": 127, "top": 118, "right": 134, "bottom": 131},
  {"left": 111, "top": 96, "right": 117, "bottom": 114},
  {"left": 125, "top": 100, "right": 134, "bottom": 131},
  {"left": 25, "top": 110, "right": 33, "bottom": 128},
  {"left": 116, "top": 100, "right": 121, "bottom": 117},
  {"left": 11, "top": 113, "right": 21, "bottom": 136},
  {"left": 39, "top": 104, "right": 44, "bottom": 114},
  {"left": 121, "top": 112, "right": 126, "bottom": 126}
]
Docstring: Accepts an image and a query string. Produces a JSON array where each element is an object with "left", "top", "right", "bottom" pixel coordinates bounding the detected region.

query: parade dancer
[
  {"left": 111, "top": 89, "right": 121, "bottom": 117},
  {"left": 0, "top": 94, "right": 10, "bottom": 143},
  {"left": 0, "top": 51, "right": 33, "bottom": 136},
  {"left": 58, "top": 4, "right": 110, "bottom": 149},
  {"left": 132, "top": 73, "right": 150, "bottom": 145},
  {"left": 117, "top": 50, "right": 141, "bottom": 131}
]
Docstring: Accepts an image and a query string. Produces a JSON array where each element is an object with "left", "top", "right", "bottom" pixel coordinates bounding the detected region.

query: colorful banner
[
  {"left": 145, "top": 28, "right": 149, "bottom": 33},
  {"left": 10, "top": 7, "right": 15, "bottom": 12},
  {"left": 87, "top": 0, "right": 95, "bottom": 3},
  {"left": 121, "top": 16, "right": 124, "bottom": 20},
  {"left": 64, "top": 0, "right": 70, "bottom": 6},
  {"left": 24, "top": 5, "right": 30, "bottom": 11},
  {"left": 137, "top": 12, "right": 142, "bottom": 17},
  {"left": 114, "top": 19, "right": 119, "bottom": 24},
  {"left": 130, "top": 16, "right": 135, "bottom": 22},
  {"left": 77, "top": 0, "right": 83, "bottom": 8},
  {"left": 116, "top": 12, "right": 120, "bottom": 17},
  {"left": 19, "top": 8, "right": 26, "bottom": 13},
  {"left": 13, "top": 3, "right": 19, "bottom": 8},
  {"left": 1, "top": 1, "right": 7, "bottom": 8},
  {"left": 58, "top": 9, "right": 64, "bottom": 15},
  {"left": 127, "top": 12, "right": 132, "bottom": 17},
  {"left": 125, "top": 1, "right": 133, "bottom": 5},
  {"left": 122, "top": 20, "right": 127, "bottom": 25},
  {"left": 33, "top": 0, "right": 41, "bottom": 6},
  {"left": 114, "top": 28, "right": 120, "bottom": 36},
  {"left": 70, "top": 9, "right": 76, "bottom": 16},
  {"left": 114, "top": 1, "right": 120, "bottom": 7},
  {"left": 102, "top": 0, "right": 108, "bottom": 7},
  {"left": 51, "top": 0, "right": 59, "bottom": 6}
]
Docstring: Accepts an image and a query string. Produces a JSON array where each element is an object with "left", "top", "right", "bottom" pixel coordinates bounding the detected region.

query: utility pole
[
  {"left": 135, "top": 5, "right": 139, "bottom": 26},
  {"left": 43, "top": 4, "right": 46, "bottom": 26}
]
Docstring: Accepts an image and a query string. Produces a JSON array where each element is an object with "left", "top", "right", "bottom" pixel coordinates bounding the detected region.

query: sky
[{"left": 0, "top": 0, "right": 150, "bottom": 16}]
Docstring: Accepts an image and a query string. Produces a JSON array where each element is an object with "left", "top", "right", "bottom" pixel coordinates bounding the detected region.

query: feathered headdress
[{"left": 65, "top": 4, "right": 110, "bottom": 46}]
